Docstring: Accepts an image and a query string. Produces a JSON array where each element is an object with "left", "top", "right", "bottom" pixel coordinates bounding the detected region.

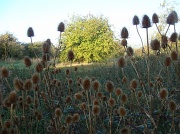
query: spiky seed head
[
  {"left": 80, "top": 102, "right": 86, "bottom": 111},
  {"left": 82, "top": 77, "right": 91, "bottom": 90},
  {"left": 68, "top": 50, "right": 75, "bottom": 61},
  {"left": 24, "top": 56, "right": 32, "bottom": 67},
  {"left": 35, "top": 62, "right": 43, "bottom": 73},
  {"left": 57, "top": 22, "right": 65, "bottom": 32},
  {"left": 121, "top": 94, "right": 128, "bottom": 103},
  {"left": 150, "top": 39, "right": 160, "bottom": 50},
  {"left": 127, "top": 47, "right": 134, "bottom": 56},
  {"left": 121, "top": 38, "right": 127, "bottom": 47},
  {"left": 137, "top": 91, "right": 143, "bottom": 98},
  {"left": 24, "top": 79, "right": 33, "bottom": 91},
  {"left": 152, "top": 13, "right": 159, "bottom": 23},
  {"left": 97, "top": 91, "right": 103, "bottom": 99},
  {"left": 164, "top": 57, "right": 171, "bottom": 67},
  {"left": 65, "top": 115, "right": 72, "bottom": 124},
  {"left": 122, "top": 76, "right": 127, "bottom": 83},
  {"left": 130, "top": 79, "right": 138, "bottom": 89},
  {"left": 161, "top": 35, "right": 168, "bottom": 49},
  {"left": 4, "top": 120, "right": 11, "bottom": 128},
  {"left": 170, "top": 32, "right": 178, "bottom": 42},
  {"left": 32, "top": 73, "right": 40, "bottom": 84},
  {"left": 74, "top": 66, "right": 78, "bottom": 71},
  {"left": 121, "top": 27, "right": 129, "bottom": 38},
  {"left": 13, "top": 78, "right": 24, "bottom": 91},
  {"left": 118, "top": 57, "right": 126, "bottom": 68},
  {"left": 159, "top": 88, "right": 168, "bottom": 100},
  {"left": 74, "top": 93, "right": 82, "bottom": 100},
  {"left": 55, "top": 108, "right": 62, "bottom": 118},
  {"left": 105, "top": 81, "right": 114, "bottom": 93},
  {"left": 72, "top": 113, "right": 80, "bottom": 123},
  {"left": 113, "top": 108, "right": 118, "bottom": 115},
  {"left": 8, "top": 91, "right": 17, "bottom": 104},
  {"left": 26, "top": 95, "right": 32, "bottom": 104},
  {"left": 168, "top": 100, "right": 177, "bottom": 111},
  {"left": 92, "top": 105, "right": 100, "bottom": 116},
  {"left": 42, "top": 42, "right": 51, "bottom": 54},
  {"left": 108, "top": 97, "right": 116, "bottom": 107},
  {"left": 27, "top": 27, "right": 34, "bottom": 37},
  {"left": 115, "top": 88, "right": 122, "bottom": 96},
  {"left": 118, "top": 107, "right": 126, "bottom": 117},
  {"left": 120, "top": 127, "right": 130, "bottom": 134},
  {"left": 42, "top": 54, "right": 50, "bottom": 62},
  {"left": 1, "top": 67, "right": 9, "bottom": 78},
  {"left": 65, "top": 96, "right": 71, "bottom": 104},
  {"left": 93, "top": 98, "right": 99, "bottom": 106},
  {"left": 170, "top": 51, "right": 178, "bottom": 60},
  {"left": 166, "top": 11, "right": 178, "bottom": 25},
  {"left": 133, "top": 15, "right": 139, "bottom": 25},
  {"left": 68, "top": 78, "right": 73, "bottom": 85},
  {"left": 92, "top": 80, "right": 100, "bottom": 91},
  {"left": 142, "top": 15, "right": 151, "bottom": 28},
  {"left": 102, "top": 96, "right": 107, "bottom": 102},
  {"left": 46, "top": 39, "right": 51, "bottom": 45},
  {"left": 65, "top": 69, "right": 70, "bottom": 76}
]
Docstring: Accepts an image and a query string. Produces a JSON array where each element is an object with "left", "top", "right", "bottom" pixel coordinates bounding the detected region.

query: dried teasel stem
[{"left": 86, "top": 90, "right": 92, "bottom": 134}]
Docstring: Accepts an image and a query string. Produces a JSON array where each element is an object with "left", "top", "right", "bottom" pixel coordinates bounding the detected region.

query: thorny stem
[{"left": 86, "top": 90, "right": 92, "bottom": 134}]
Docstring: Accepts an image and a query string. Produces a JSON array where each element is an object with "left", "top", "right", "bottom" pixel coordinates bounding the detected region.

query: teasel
[
  {"left": 42, "top": 41, "right": 51, "bottom": 54},
  {"left": 152, "top": 13, "right": 162, "bottom": 36},
  {"left": 57, "top": 22, "right": 65, "bottom": 32},
  {"left": 65, "top": 96, "right": 72, "bottom": 104},
  {"left": 92, "top": 105, "right": 100, "bottom": 116},
  {"left": 121, "top": 27, "right": 129, "bottom": 38},
  {"left": 115, "top": 88, "right": 122, "bottom": 96},
  {"left": 82, "top": 77, "right": 91, "bottom": 90},
  {"left": 67, "top": 50, "right": 75, "bottom": 61},
  {"left": 170, "top": 51, "right": 178, "bottom": 61},
  {"left": 170, "top": 32, "right": 178, "bottom": 42},
  {"left": 150, "top": 39, "right": 160, "bottom": 51},
  {"left": 93, "top": 98, "right": 99, "bottom": 106},
  {"left": 1, "top": 67, "right": 9, "bottom": 78},
  {"left": 96, "top": 91, "right": 103, "bottom": 99},
  {"left": 8, "top": 91, "right": 17, "bottom": 104},
  {"left": 27, "top": 27, "right": 34, "bottom": 37},
  {"left": 164, "top": 56, "right": 171, "bottom": 67},
  {"left": 55, "top": 108, "right": 62, "bottom": 118},
  {"left": 121, "top": 38, "right": 127, "bottom": 47},
  {"left": 65, "top": 69, "right": 70, "bottom": 76},
  {"left": 80, "top": 102, "right": 87, "bottom": 111},
  {"left": 159, "top": 88, "right": 168, "bottom": 100},
  {"left": 42, "top": 54, "right": 50, "bottom": 62},
  {"left": 118, "top": 107, "right": 126, "bottom": 117},
  {"left": 32, "top": 73, "right": 40, "bottom": 84},
  {"left": 121, "top": 94, "right": 128, "bottom": 106},
  {"left": 120, "top": 127, "right": 130, "bottom": 134},
  {"left": 166, "top": 11, "right": 178, "bottom": 25},
  {"left": 74, "top": 92, "right": 82, "bottom": 101},
  {"left": 118, "top": 57, "right": 126, "bottom": 68},
  {"left": 72, "top": 113, "right": 80, "bottom": 123},
  {"left": 92, "top": 80, "right": 100, "bottom": 91},
  {"left": 105, "top": 80, "right": 114, "bottom": 93},
  {"left": 130, "top": 79, "right": 138, "bottom": 90},
  {"left": 126, "top": 46, "right": 134, "bottom": 56},
  {"left": 24, "top": 79, "right": 33, "bottom": 91},
  {"left": 161, "top": 35, "right": 168, "bottom": 49},
  {"left": 35, "top": 62, "right": 44, "bottom": 73},
  {"left": 168, "top": 100, "right": 177, "bottom": 133},
  {"left": 133, "top": 15, "right": 139, "bottom": 25}
]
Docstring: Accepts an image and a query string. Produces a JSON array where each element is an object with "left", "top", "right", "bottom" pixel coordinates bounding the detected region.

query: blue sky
[{"left": 0, "top": 0, "right": 179, "bottom": 48}]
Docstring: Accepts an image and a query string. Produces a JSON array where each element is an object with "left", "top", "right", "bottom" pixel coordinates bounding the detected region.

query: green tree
[{"left": 60, "top": 14, "right": 119, "bottom": 63}]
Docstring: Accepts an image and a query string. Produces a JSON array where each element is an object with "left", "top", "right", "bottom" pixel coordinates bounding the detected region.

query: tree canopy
[{"left": 60, "top": 14, "right": 119, "bottom": 63}]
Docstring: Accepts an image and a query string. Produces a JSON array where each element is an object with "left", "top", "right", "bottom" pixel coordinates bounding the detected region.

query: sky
[{"left": 0, "top": 0, "right": 180, "bottom": 48}]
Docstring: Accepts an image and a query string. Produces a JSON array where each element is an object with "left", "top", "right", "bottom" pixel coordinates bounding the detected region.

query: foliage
[{"left": 60, "top": 14, "right": 119, "bottom": 63}]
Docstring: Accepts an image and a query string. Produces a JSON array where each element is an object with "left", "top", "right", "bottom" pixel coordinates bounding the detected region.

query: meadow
[{"left": 0, "top": 11, "right": 180, "bottom": 134}]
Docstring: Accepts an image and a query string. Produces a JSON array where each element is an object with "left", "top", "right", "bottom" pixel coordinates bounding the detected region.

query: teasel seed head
[
  {"left": 159, "top": 88, "right": 168, "bottom": 100},
  {"left": 92, "top": 105, "right": 100, "bottom": 116},
  {"left": 105, "top": 80, "right": 114, "bottom": 93},
  {"left": 121, "top": 94, "right": 128, "bottom": 104},
  {"left": 170, "top": 32, "right": 178, "bottom": 42},
  {"left": 121, "top": 27, "right": 129, "bottom": 38},
  {"left": 65, "top": 96, "right": 71, "bottom": 104},
  {"left": 142, "top": 14, "right": 151, "bottom": 28},
  {"left": 118, "top": 107, "right": 126, "bottom": 117},
  {"left": 55, "top": 108, "right": 62, "bottom": 118},
  {"left": 23, "top": 56, "right": 32, "bottom": 67},
  {"left": 164, "top": 56, "right": 171, "bottom": 67},
  {"left": 24, "top": 79, "right": 33, "bottom": 91},
  {"left": 35, "top": 62, "right": 43, "bottom": 73},
  {"left": 27, "top": 27, "right": 34, "bottom": 37},
  {"left": 4, "top": 120, "right": 11, "bottom": 128},
  {"left": 74, "top": 93, "right": 82, "bottom": 101},
  {"left": 72, "top": 113, "right": 80, "bottom": 123},
  {"left": 133, "top": 15, "right": 139, "bottom": 25},
  {"left": 74, "top": 66, "right": 78, "bottom": 71},
  {"left": 68, "top": 78, "right": 73, "bottom": 85},
  {"left": 67, "top": 50, "right": 75, "bottom": 61},
  {"left": 57, "top": 22, "right": 65, "bottom": 32},
  {"left": 93, "top": 98, "right": 99, "bottom": 106},
  {"left": 108, "top": 97, "right": 116, "bottom": 107},
  {"left": 82, "top": 77, "right": 91, "bottom": 90},
  {"left": 102, "top": 96, "right": 107, "bottom": 102},
  {"left": 166, "top": 11, "right": 178, "bottom": 25},
  {"left": 115, "top": 88, "right": 122, "bottom": 96},
  {"left": 170, "top": 51, "right": 178, "bottom": 61},
  {"left": 130, "top": 79, "right": 138, "bottom": 89},
  {"left": 92, "top": 80, "right": 100, "bottom": 91},
  {"left": 26, "top": 95, "right": 32, "bottom": 104},
  {"left": 127, "top": 47, "right": 134, "bottom": 56},
  {"left": 152, "top": 13, "right": 159, "bottom": 23},
  {"left": 137, "top": 91, "right": 143, "bottom": 98},
  {"left": 161, "top": 35, "right": 168, "bottom": 49},
  {"left": 150, "top": 39, "right": 160, "bottom": 50},
  {"left": 121, "top": 38, "right": 127, "bottom": 47},
  {"left": 65, "top": 69, "right": 70, "bottom": 76},
  {"left": 8, "top": 91, "right": 17, "bottom": 104},
  {"left": 80, "top": 102, "right": 86, "bottom": 111},
  {"left": 113, "top": 108, "right": 118, "bottom": 115},
  {"left": 65, "top": 115, "right": 72, "bottom": 125},
  {"left": 120, "top": 127, "right": 130, "bottom": 134},
  {"left": 32, "top": 73, "right": 40, "bottom": 84},
  {"left": 168, "top": 100, "right": 177, "bottom": 111},
  {"left": 118, "top": 57, "right": 126, "bottom": 68},
  {"left": 122, "top": 76, "right": 127, "bottom": 84},
  {"left": 1, "top": 67, "right": 9, "bottom": 78},
  {"left": 97, "top": 91, "right": 103, "bottom": 99},
  {"left": 42, "top": 42, "right": 51, "bottom": 54}
]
